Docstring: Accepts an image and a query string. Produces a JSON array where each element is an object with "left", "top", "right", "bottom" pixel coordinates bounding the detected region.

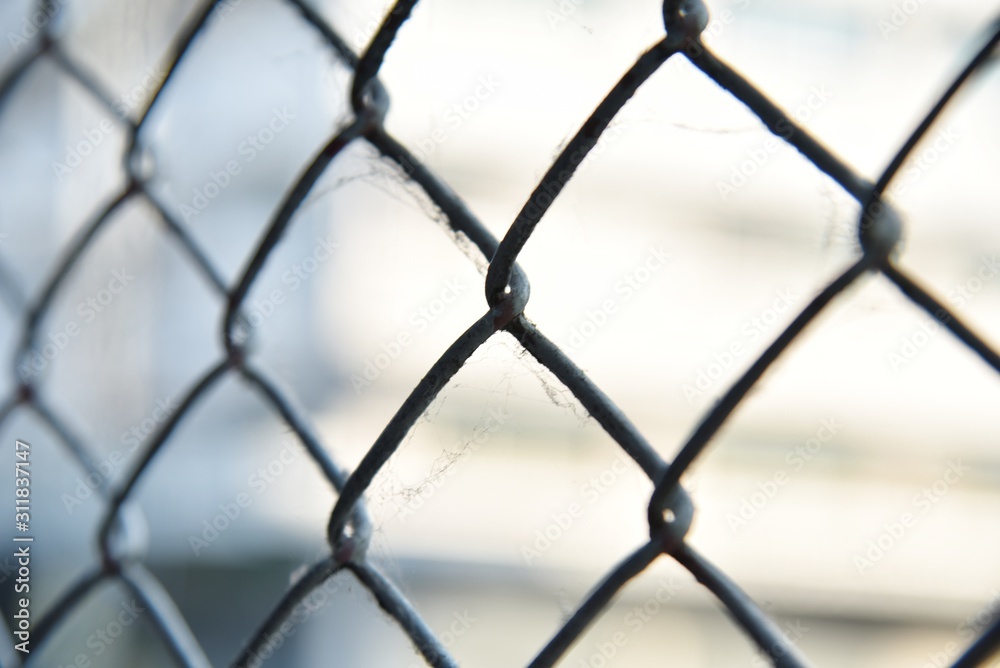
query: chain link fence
[{"left": 1, "top": 0, "right": 999, "bottom": 666}]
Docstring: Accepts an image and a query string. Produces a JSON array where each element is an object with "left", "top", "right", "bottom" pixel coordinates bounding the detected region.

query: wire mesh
[{"left": 1, "top": 0, "right": 999, "bottom": 666}]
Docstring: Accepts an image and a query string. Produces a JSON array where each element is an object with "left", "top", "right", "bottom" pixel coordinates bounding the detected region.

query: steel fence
[{"left": 1, "top": 0, "right": 1000, "bottom": 666}]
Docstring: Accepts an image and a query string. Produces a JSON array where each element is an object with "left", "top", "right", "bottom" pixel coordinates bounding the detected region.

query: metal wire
[{"left": 1, "top": 0, "right": 999, "bottom": 666}]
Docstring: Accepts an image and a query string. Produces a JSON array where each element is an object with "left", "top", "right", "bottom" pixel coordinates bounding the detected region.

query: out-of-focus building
[{"left": 1, "top": 0, "right": 998, "bottom": 665}]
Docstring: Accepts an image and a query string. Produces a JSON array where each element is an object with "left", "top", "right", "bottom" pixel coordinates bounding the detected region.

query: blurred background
[{"left": 1, "top": 0, "right": 999, "bottom": 665}]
